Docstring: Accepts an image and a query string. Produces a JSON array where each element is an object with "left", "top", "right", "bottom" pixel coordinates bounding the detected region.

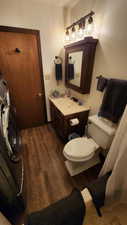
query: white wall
[
  {"left": 0, "top": 0, "right": 65, "bottom": 120},
  {"left": 67, "top": 0, "right": 127, "bottom": 115}
]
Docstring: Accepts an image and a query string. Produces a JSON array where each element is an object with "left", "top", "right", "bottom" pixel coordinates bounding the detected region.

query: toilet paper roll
[{"left": 70, "top": 118, "right": 79, "bottom": 126}]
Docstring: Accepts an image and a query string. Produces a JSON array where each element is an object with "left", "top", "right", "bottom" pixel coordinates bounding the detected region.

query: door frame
[{"left": 0, "top": 25, "right": 47, "bottom": 124}]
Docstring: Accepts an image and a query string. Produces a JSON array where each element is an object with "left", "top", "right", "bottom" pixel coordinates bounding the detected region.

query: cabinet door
[
  {"left": 50, "top": 101, "right": 66, "bottom": 139},
  {"left": 50, "top": 102, "right": 55, "bottom": 128},
  {"left": 55, "top": 113, "right": 65, "bottom": 138},
  {"left": 50, "top": 100, "right": 89, "bottom": 141}
]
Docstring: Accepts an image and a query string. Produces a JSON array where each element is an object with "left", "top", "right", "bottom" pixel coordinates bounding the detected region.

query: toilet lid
[{"left": 63, "top": 137, "right": 99, "bottom": 161}]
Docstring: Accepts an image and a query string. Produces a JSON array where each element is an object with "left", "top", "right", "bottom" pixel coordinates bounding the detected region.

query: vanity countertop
[{"left": 49, "top": 97, "right": 90, "bottom": 116}]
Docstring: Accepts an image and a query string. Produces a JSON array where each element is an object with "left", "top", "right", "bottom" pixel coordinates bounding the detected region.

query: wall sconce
[{"left": 65, "top": 11, "right": 95, "bottom": 43}]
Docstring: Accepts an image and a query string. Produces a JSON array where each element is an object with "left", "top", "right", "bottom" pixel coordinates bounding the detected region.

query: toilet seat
[{"left": 63, "top": 137, "right": 99, "bottom": 162}]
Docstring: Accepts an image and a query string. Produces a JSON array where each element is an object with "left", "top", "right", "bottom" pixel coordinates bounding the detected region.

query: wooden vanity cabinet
[{"left": 50, "top": 100, "right": 89, "bottom": 141}]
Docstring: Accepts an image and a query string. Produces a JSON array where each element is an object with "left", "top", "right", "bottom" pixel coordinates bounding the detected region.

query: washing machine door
[
  {"left": 2, "top": 105, "right": 13, "bottom": 157},
  {"left": 0, "top": 104, "right": 3, "bottom": 132},
  {"left": 8, "top": 111, "right": 21, "bottom": 154},
  {"left": 0, "top": 78, "right": 8, "bottom": 104},
  {"left": 0, "top": 152, "right": 17, "bottom": 198},
  {"left": 0, "top": 149, "right": 25, "bottom": 223}
]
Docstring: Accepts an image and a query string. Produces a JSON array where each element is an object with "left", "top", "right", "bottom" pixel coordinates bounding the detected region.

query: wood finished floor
[{"left": 21, "top": 124, "right": 102, "bottom": 214}]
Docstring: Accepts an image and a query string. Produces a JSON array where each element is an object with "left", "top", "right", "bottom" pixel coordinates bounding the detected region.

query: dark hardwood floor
[{"left": 21, "top": 124, "right": 102, "bottom": 215}]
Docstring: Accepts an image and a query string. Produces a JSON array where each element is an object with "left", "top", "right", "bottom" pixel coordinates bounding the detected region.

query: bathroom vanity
[{"left": 49, "top": 97, "right": 90, "bottom": 141}]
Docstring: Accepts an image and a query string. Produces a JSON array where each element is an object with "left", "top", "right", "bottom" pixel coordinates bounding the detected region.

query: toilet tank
[{"left": 88, "top": 115, "right": 117, "bottom": 149}]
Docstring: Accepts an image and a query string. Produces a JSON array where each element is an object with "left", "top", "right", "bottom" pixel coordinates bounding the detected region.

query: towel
[
  {"left": 98, "top": 78, "right": 127, "bottom": 123},
  {"left": 27, "top": 189, "right": 85, "bottom": 225},
  {"left": 0, "top": 79, "right": 7, "bottom": 104},
  {"left": 68, "top": 64, "right": 74, "bottom": 80},
  {"left": 55, "top": 64, "right": 62, "bottom": 81},
  {"left": 97, "top": 76, "right": 108, "bottom": 92}
]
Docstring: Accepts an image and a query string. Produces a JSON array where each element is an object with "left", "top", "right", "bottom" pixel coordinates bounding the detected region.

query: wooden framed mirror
[{"left": 64, "top": 37, "right": 98, "bottom": 94}]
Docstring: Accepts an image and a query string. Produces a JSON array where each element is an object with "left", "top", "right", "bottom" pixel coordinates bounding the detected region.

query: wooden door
[{"left": 0, "top": 26, "right": 47, "bottom": 129}]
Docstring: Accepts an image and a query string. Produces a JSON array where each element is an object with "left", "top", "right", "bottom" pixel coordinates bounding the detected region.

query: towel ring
[
  {"left": 54, "top": 56, "right": 63, "bottom": 64},
  {"left": 96, "top": 75, "right": 103, "bottom": 79}
]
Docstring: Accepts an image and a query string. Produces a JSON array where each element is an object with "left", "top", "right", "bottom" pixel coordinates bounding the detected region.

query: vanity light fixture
[
  {"left": 65, "top": 29, "right": 70, "bottom": 42},
  {"left": 71, "top": 26, "right": 76, "bottom": 40},
  {"left": 87, "top": 15, "right": 94, "bottom": 36},
  {"left": 82, "top": 21, "right": 87, "bottom": 37},
  {"left": 78, "top": 23, "right": 84, "bottom": 39},
  {"left": 65, "top": 11, "right": 95, "bottom": 43}
]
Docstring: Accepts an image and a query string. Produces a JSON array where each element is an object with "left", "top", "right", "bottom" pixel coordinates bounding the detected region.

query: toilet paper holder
[{"left": 70, "top": 118, "right": 79, "bottom": 126}]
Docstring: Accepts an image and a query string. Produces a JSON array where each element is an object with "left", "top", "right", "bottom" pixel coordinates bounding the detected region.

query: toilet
[{"left": 63, "top": 115, "right": 117, "bottom": 176}]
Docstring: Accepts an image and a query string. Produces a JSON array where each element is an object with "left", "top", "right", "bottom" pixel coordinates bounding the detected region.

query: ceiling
[
  {"left": 57, "top": 0, "right": 79, "bottom": 7},
  {"left": 34, "top": 0, "right": 80, "bottom": 8}
]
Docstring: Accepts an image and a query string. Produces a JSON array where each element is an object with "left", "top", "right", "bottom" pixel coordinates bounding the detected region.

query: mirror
[
  {"left": 65, "top": 37, "right": 98, "bottom": 94},
  {"left": 68, "top": 51, "right": 83, "bottom": 87}
]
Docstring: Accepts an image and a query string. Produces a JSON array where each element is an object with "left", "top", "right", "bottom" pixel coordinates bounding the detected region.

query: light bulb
[
  {"left": 82, "top": 21, "right": 87, "bottom": 38},
  {"left": 86, "top": 15, "right": 94, "bottom": 36},
  {"left": 87, "top": 23, "right": 94, "bottom": 36},
  {"left": 77, "top": 23, "right": 84, "bottom": 39},
  {"left": 71, "top": 32, "right": 76, "bottom": 39},
  {"left": 71, "top": 26, "right": 76, "bottom": 41},
  {"left": 65, "top": 29, "right": 70, "bottom": 42},
  {"left": 65, "top": 34, "right": 70, "bottom": 42}
]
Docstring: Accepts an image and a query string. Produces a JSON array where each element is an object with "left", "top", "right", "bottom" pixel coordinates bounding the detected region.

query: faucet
[{"left": 66, "top": 88, "right": 71, "bottom": 97}]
